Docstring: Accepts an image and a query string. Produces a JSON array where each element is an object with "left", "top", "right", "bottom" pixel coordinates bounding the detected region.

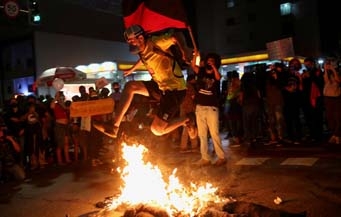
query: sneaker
[
  {"left": 213, "top": 158, "right": 227, "bottom": 166},
  {"left": 194, "top": 159, "right": 211, "bottom": 167},
  {"left": 105, "top": 125, "right": 119, "bottom": 138},
  {"left": 93, "top": 123, "right": 119, "bottom": 138},
  {"left": 112, "top": 127, "right": 119, "bottom": 138}
]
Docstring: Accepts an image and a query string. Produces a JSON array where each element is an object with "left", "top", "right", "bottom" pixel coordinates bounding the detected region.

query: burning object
[
  {"left": 95, "top": 143, "right": 227, "bottom": 217},
  {"left": 93, "top": 143, "right": 306, "bottom": 217}
]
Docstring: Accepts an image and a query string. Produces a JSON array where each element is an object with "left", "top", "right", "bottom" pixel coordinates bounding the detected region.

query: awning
[{"left": 36, "top": 67, "right": 87, "bottom": 87}]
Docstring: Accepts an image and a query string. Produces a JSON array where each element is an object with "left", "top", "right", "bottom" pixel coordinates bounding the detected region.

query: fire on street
[{"left": 0, "top": 137, "right": 341, "bottom": 217}]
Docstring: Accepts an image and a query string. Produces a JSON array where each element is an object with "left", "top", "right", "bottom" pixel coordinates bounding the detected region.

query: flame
[{"left": 108, "top": 143, "right": 225, "bottom": 216}]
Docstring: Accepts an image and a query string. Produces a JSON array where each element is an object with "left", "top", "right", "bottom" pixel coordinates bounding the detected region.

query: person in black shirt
[{"left": 191, "top": 52, "right": 226, "bottom": 166}]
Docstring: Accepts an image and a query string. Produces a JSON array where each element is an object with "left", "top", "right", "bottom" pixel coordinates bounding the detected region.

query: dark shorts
[
  {"left": 54, "top": 122, "right": 69, "bottom": 148},
  {"left": 143, "top": 80, "right": 186, "bottom": 122}
]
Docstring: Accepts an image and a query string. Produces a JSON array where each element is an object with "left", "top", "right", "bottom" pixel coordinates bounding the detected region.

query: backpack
[{"left": 146, "top": 30, "right": 190, "bottom": 70}]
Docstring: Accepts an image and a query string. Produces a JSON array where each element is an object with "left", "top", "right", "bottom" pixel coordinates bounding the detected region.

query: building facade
[{"left": 193, "top": 0, "right": 340, "bottom": 59}]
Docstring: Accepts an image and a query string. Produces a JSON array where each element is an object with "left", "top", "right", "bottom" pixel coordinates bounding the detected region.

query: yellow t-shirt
[{"left": 139, "top": 35, "right": 186, "bottom": 92}]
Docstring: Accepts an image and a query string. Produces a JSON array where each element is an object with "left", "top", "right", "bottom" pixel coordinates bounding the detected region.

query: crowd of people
[
  {"left": 223, "top": 57, "right": 341, "bottom": 148},
  {"left": 0, "top": 83, "right": 120, "bottom": 183}
]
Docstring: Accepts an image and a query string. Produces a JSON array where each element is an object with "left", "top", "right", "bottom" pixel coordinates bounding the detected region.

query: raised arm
[
  {"left": 123, "top": 59, "right": 143, "bottom": 77},
  {"left": 325, "top": 63, "right": 341, "bottom": 83},
  {"left": 191, "top": 50, "right": 200, "bottom": 74}
]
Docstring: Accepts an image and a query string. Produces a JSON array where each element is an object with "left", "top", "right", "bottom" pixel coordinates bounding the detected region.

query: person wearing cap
[{"left": 94, "top": 24, "right": 196, "bottom": 139}]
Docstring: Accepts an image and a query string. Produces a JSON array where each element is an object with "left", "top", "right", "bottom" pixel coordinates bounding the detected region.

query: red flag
[{"left": 122, "top": 0, "right": 187, "bottom": 33}]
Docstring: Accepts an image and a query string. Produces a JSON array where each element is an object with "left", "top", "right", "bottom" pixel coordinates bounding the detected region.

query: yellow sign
[{"left": 70, "top": 98, "right": 114, "bottom": 117}]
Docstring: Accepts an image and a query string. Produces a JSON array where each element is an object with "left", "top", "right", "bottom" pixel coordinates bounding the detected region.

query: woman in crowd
[{"left": 50, "top": 91, "right": 71, "bottom": 165}]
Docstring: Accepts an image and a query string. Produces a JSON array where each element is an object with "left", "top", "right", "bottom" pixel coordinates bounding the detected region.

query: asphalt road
[{"left": 1, "top": 135, "right": 341, "bottom": 217}]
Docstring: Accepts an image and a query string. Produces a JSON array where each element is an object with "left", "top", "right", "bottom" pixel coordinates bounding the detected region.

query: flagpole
[
  {"left": 187, "top": 25, "right": 201, "bottom": 65},
  {"left": 187, "top": 25, "right": 198, "bottom": 52}
]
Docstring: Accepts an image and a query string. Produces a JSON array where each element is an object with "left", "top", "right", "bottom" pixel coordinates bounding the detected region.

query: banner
[
  {"left": 266, "top": 37, "right": 295, "bottom": 60},
  {"left": 70, "top": 98, "right": 114, "bottom": 117},
  {"left": 122, "top": 0, "right": 187, "bottom": 33}
]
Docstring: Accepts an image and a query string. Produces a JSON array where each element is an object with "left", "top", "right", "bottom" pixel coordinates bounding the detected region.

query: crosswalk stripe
[
  {"left": 236, "top": 157, "right": 270, "bottom": 165},
  {"left": 235, "top": 157, "right": 320, "bottom": 166},
  {"left": 280, "top": 157, "right": 319, "bottom": 166}
]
